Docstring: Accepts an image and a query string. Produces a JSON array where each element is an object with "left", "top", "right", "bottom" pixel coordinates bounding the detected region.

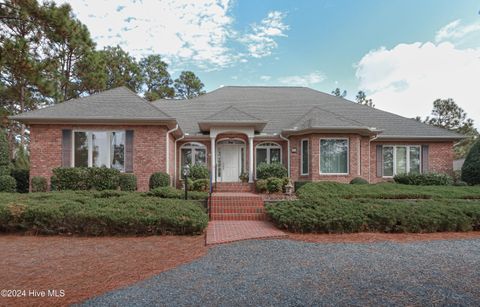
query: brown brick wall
[{"left": 29, "top": 124, "right": 169, "bottom": 192}]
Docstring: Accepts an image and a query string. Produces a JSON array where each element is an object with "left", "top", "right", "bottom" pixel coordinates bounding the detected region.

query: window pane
[
  {"left": 320, "top": 139, "right": 348, "bottom": 174},
  {"left": 195, "top": 148, "right": 206, "bottom": 165},
  {"left": 396, "top": 146, "right": 407, "bottom": 174},
  {"left": 302, "top": 140, "right": 309, "bottom": 174},
  {"left": 181, "top": 148, "right": 192, "bottom": 167},
  {"left": 383, "top": 147, "right": 394, "bottom": 177},
  {"left": 111, "top": 131, "right": 125, "bottom": 171},
  {"left": 409, "top": 146, "right": 421, "bottom": 174},
  {"left": 74, "top": 132, "right": 88, "bottom": 167},
  {"left": 270, "top": 148, "right": 281, "bottom": 163},
  {"left": 256, "top": 148, "right": 267, "bottom": 166},
  {"left": 92, "top": 132, "right": 109, "bottom": 168}
]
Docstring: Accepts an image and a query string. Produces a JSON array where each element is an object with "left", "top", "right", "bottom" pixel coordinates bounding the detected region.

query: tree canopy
[
  {"left": 174, "top": 71, "right": 205, "bottom": 99},
  {"left": 331, "top": 88, "right": 347, "bottom": 98},
  {"left": 355, "top": 90, "right": 374, "bottom": 107}
]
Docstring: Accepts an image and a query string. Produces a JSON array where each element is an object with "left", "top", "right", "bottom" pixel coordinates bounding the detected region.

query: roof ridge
[
  {"left": 119, "top": 86, "right": 175, "bottom": 119},
  {"left": 203, "top": 105, "right": 263, "bottom": 121},
  {"left": 287, "top": 105, "right": 367, "bottom": 129}
]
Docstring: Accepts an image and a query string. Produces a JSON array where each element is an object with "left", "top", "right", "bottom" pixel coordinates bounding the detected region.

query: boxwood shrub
[
  {"left": 350, "top": 177, "right": 368, "bottom": 185},
  {"left": 31, "top": 176, "right": 47, "bottom": 192},
  {"left": 462, "top": 139, "right": 480, "bottom": 185},
  {"left": 0, "top": 175, "right": 16, "bottom": 192},
  {"left": 266, "top": 177, "right": 283, "bottom": 193},
  {"left": 119, "top": 173, "right": 137, "bottom": 191},
  {"left": 149, "top": 172, "right": 170, "bottom": 190},
  {"left": 11, "top": 169, "right": 29, "bottom": 193},
  {"left": 147, "top": 187, "right": 208, "bottom": 200},
  {"left": 393, "top": 173, "right": 453, "bottom": 186},
  {"left": 52, "top": 167, "right": 90, "bottom": 190},
  {"left": 88, "top": 167, "right": 120, "bottom": 190},
  {"left": 192, "top": 179, "right": 209, "bottom": 192},
  {"left": 256, "top": 162, "right": 287, "bottom": 180},
  {"left": 189, "top": 164, "right": 209, "bottom": 181}
]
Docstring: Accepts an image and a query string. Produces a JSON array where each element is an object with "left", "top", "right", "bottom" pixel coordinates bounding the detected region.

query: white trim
[
  {"left": 381, "top": 145, "right": 422, "bottom": 178},
  {"left": 279, "top": 133, "right": 290, "bottom": 177},
  {"left": 300, "top": 138, "right": 309, "bottom": 176},
  {"left": 216, "top": 140, "right": 246, "bottom": 182},
  {"left": 255, "top": 141, "right": 283, "bottom": 178},
  {"left": 319, "top": 137, "right": 349, "bottom": 175},
  {"left": 165, "top": 124, "right": 179, "bottom": 177},
  {"left": 179, "top": 142, "right": 207, "bottom": 178}
]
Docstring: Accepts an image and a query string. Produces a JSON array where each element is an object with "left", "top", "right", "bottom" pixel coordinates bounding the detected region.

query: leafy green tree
[
  {"left": 98, "top": 46, "right": 143, "bottom": 92},
  {"left": 331, "top": 88, "right": 347, "bottom": 98},
  {"left": 422, "top": 98, "right": 478, "bottom": 158},
  {"left": 140, "top": 55, "right": 174, "bottom": 101},
  {"left": 461, "top": 139, "right": 480, "bottom": 185},
  {"left": 355, "top": 90, "right": 374, "bottom": 107},
  {"left": 14, "top": 145, "right": 29, "bottom": 169},
  {"left": 0, "top": 129, "right": 11, "bottom": 176},
  {"left": 174, "top": 71, "right": 205, "bottom": 99}
]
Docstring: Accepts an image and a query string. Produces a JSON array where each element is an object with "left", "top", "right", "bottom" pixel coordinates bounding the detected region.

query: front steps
[
  {"left": 209, "top": 192, "right": 266, "bottom": 221},
  {"left": 213, "top": 182, "right": 255, "bottom": 193}
]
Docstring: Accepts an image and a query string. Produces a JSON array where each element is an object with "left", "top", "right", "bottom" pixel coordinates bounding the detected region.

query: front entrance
[{"left": 216, "top": 140, "right": 245, "bottom": 182}]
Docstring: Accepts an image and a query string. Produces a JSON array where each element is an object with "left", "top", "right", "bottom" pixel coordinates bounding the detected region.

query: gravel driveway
[{"left": 82, "top": 239, "right": 480, "bottom": 306}]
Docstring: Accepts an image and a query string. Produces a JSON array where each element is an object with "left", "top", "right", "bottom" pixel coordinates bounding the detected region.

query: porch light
[{"left": 183, "top": 164, "right": 190, "bottom": 200}]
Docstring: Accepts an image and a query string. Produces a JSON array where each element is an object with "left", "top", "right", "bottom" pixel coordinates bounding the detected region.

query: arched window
[
  {"left": 180, "top": 142, "right": 206, "bottom": 168},
  {"left": 256, "top": 142, "right": 282, "bottom": 167}
]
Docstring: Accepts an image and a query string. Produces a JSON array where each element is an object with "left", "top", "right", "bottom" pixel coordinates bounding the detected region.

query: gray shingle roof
[
  {"left": 153, "top": 86, "right": 463, "bottom": 139},
  {"left": 10, "top": 87, "right": 174, "bottom": 123},
  {"left": 203, "top": 105, "right": 262, "bottom": 121}
]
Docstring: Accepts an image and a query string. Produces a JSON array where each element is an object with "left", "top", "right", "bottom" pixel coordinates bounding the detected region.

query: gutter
[
  {"left": 166, "top": 125, "right": 179, "bottom": 184},
  {"left": 174, "top": 133, "right": 186, "bottom": 186},
  {"left": 279, "top": 133, "right": 291, "bottom": 177},
  {"left": 368, "top": 134, "right": 379, "bottom": 183}
]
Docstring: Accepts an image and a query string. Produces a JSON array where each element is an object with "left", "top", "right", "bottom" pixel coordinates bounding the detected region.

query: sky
[{"left": 59, "top": 0, "right": 480, "bottom": 125}]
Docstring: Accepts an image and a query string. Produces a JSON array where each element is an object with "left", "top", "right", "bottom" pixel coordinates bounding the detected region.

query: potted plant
[{"left": 239, "top": 172, "right": 249, "bottom": 183}]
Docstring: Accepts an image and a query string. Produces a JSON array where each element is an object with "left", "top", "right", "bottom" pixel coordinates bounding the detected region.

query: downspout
[
  {"left": 279, "top": 133, "right": 291, "bottom": 177},
  {"left": 368, "top": 134, "right": 379, "bottom": 183},
  {"left": 174, "top": 133, "right": 185, "bottom": 187},
  {"left": 166, "top": 124, "right": 179, "bottom": 186}
]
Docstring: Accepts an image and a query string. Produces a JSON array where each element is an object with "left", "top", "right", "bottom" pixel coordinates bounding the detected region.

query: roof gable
[{"left": 204, "top": 105, "right": 262, "bottom": 121}]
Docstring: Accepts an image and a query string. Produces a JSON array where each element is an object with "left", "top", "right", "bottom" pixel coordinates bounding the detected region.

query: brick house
[{"left": 11, "top": 86, "right": 463, "bottom": 192}]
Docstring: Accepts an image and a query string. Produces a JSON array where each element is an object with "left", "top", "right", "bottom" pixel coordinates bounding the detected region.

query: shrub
[
  {"left": 0, "top": 191, "right": 208, "bottom": 235},
  {"left": 0, "top": 175, "right": 16, "bottom": 192},
  {"left": 52, "top": 167, "right": 90, "bottom": 190},
  {"left": 0, "top": 130, "right": 10, "bottom": 176},
  {"left": 192, "top": 179, "right": 209, "bottom": 192},
  {"left": 462, "top": 139, "right": 480, "bottom": 185},
  {"left": 256, "top": 179, "right": 268, "bottom": 193},
  {"left": 294, "top": 181, "right": 309, "bottom": 192},
  {"left": 11, "top": 169, "right": 29, "bottom": 193},
  {"left": 393, "top": 173, "right": 453, "bottom": 186},
  {"left": 256, "top": 162, "right": 287, "bottom": 180},
  {"left": 267, "top": 177, "right": 283, "bottom": 193},
  {"left": 119, "top": 173, "right": 137, "bottom": 191},
  {"left": 50, "top": 175, "right": 58, "bottom": 191},
  {"left": 149, "top": 172, "right": 170, "bottom": 190},
  {"left": 350, "top": 177, "right": 368, "bottom": 185},
  {"left": 454, "top": 180, "right": 468, "bottom": 186},
  {"left": 189, "top": 164, "right": 209, "bottom": 181},
  {"left": 147, "top": 187, "right": 208, "bottom": 200},
  {"left": 88, "top": 167, "right": 120, "bottom": 191},
  {"left": 31, "top": 176, "right": 47, "bottom": 192}
]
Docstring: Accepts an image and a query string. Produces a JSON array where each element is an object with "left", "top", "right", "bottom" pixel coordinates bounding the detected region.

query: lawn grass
[{"left": 0, "top": 191, "right": 208, "bottom": 236}]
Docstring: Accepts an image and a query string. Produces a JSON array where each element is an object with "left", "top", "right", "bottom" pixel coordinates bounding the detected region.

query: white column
[
  {"left": 248, "top": 136, "right": 254, "bottom": 183},
  {"left": 210, "top": 136, "right": 216, "bottom": 183}
]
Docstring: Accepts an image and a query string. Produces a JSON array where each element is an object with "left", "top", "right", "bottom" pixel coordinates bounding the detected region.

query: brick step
[
  {"left": 210, "top": 213, "right": 267, "bottom": 221},
  {"left": 210, "top": 201, "right": 264, "bottom": 207},
  {"left": 210, "top": 207, "right": 266, "bottom": 214},
  {"left": 213, "top": 183, "right": 255, "bottom": 192}
]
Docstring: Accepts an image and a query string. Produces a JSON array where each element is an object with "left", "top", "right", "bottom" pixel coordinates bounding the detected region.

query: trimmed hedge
[
  {"left": 31, "top": 176, "right": 47, "bottom": 192},
  {"left": 350, "top": 177, "right": 368, "bottom": 185},
  {"left": 119, "top": 173, "right": 137, "bottom": 191},
  {"left": 462, "top": 139, "right": 480, "bottom": 185},
  {"left": 256, "top": 162, "right": 287, "bottom": 180},
  {"left": 393, "top": 173, "right": 453, "bottom": 186},
  {"left": 52, "top": 167, "right": 90, "bottom": 190},
  {"left": 11, "top": 169, "right": 29, "bottom": 193},
  {"left": 192, "top": 179, "right": 209, "bottom": 192},
  {"left": 88, "top": 167, "right": 120, "bottom": 190},
  {"left": 266, "top": 199, "right": 480, "bottom": 233},
  {"left": 0, "top": 175, "right": 16, "bottom": 192},
  {"left": 266, "top": 177, "right": 283, "bottom": 193},
  {"left": 0, "top": 191, "right": 208, "bottom": 235},
  {"left": 189, "top": 164, "right": 209, "bottom": 181},
  {"left": 149, "top": 172, "right": 170, "bottom": 190},
  {"left": 256, "top": 179, "right": 268, "bottom": 193},
  {"left": 147, "top": 187, "right": 209, "bottom": 200}
]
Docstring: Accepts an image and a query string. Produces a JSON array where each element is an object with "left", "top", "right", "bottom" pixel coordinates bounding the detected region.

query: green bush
[
  {"left": 267, "top": 177, "right": 283, "bottom": 193},
  {"left": 149, "top": 172, "right": 170, "bottom": 190},
  {"left": 462, "top": 139, "right": 480, "bottom": 185},
  {"left": 454, "top": 180, "right": 468, "bottom": 186},
  {"left": 294, "top": 181, "right": 309, "bottom": 192},
  {"left": 393, "top": 173, "right": 453, "bottom": 185},
  {"left": 192, "top": 179, "right": 209, "bottom": 192},
  {"left": 119, "top": 173, "right": 137, "bottom": 191},
  {"left": 50, "top": 175, "right": 58, "bottom": 191},
  {"left": 350, "top": 177, "right": 368, "bottom": 185},
  {"left": 0, "top": 191, "right": 208, "bottom": 235},
  {"left": 189, "top": 164, "right": 209, "bottom": 181},
  {"left": 147, "top": 187, "right": 208, "bottom": 200},
  {"left": 11, "top": 169, "right": 29, "bottom": 193},
  {"left": 31, "top": 176, "right": 47, "bottom": 192},
  {"left": 52, "top": 167, "right": 90, "bottom": 190},
  {"left": 0, "top": 175, "right": 16, "bottom": 192},
  {"left": 0, "top": 130, "right": 10, "bottom": 176},
  {"left": 256, "top": 162, "right": 287, "bottom": 180},
  {"left": 256, "top": 179, "right": 268, "bottom": 193},
  {"left": 88, "top": 167, "right": 120, "bottom": 191}
]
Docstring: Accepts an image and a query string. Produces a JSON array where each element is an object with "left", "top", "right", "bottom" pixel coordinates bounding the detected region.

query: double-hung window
[
  {"left": 73, "top": 131, "right": 125, "bottom": 171},
  {"left": 383, "top": 145, "right": 421, "bottom": 177},
  {"left": 180, "top": 143, "right": 206, "bottom": 169},
  {"left": 320, "top": 139, "right": 349, "bottom": 174},
  {"left": 256, "top": 142, "right": 282, "bottom": 167},
  {"left": 301, "top": 139, "right": 309, "bottom": 175}
]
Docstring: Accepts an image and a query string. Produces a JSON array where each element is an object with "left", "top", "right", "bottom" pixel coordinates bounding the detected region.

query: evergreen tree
[
  {"left": 461, "top": 139, "right": 480, "bottom": 185},
  {"left": 355, "top": 90, "right": 374, "bottom": 107},
  {"left": 331, "top": 88, "right": 347, "bottom": 98},
  {"left": 140, "top": 55, "right": 174, "bottom": 101},
  {"left": 174, "top": 71, "right": 205, "bottom": 99},
  {"left": 0, "top": 129, "right": 11, "bottom": 176},
  {"left": 98, "top": 46, "right": 143, "bottom": 92}
]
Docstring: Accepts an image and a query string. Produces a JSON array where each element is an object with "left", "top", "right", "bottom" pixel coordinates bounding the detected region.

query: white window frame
[
  {"left": 319, "top": 138, "right": 349, "bottom": 175},
  {"left": 382, "top": 145, "right": 422, "bottom": 178},
  {"left": 255, "top": 142, "right": 283, "bottom": 178},
  {"left": 71, "top": 130, "right": 126, "bottom": 171},
  {"left": 179, "top": 142, "right": 207, "bottom": 171},
  {"left": 300, "top": 138, "right": 309, "bottom": 176}
]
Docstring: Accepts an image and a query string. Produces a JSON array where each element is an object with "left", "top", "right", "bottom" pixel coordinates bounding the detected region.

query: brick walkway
[{"left": 206, "top": 221, "right": 287, "bottom": 245}]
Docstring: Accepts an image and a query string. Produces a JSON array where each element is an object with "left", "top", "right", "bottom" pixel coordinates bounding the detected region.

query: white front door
[{"left": 217, "top": 144, "right": 243, "bottom": 182}]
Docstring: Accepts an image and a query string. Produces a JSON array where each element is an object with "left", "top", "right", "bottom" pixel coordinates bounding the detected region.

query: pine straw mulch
[
  {"left": 287, "top": 231, "right": 480, "bottom": 243},
  {"left": 0, "top": 235, "right": 207, "bottom": 307}
]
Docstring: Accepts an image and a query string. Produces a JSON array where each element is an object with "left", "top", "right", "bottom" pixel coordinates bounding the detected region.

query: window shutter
[
  {"left": 125, "top": 130, "right": 134, "bottom": 173},
  {"left": 422, "top": 145, "right": 429, "bottom": 173},
  {"left": 61, "top": 130, "right": 72, "bottom": 167},
  {"left": 376, "top": 145, "right": 383, "bottom": 177}
]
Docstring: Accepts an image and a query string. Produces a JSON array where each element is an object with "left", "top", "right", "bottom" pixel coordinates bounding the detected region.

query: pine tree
[
  {"left": 140, "top": 55, "right": 174, "bottom": 101},
  {"left": 98, "top": 46, "right": 143, "bottom": 92},
  {"left": 174, "top": 71, "right": 205, "bottom": 99},
  {"left": 0, "top": 129, "right": 11, "bottom": 176},
  {"left": 461, "top": 139, "right": 480, "bottom": 185}
]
